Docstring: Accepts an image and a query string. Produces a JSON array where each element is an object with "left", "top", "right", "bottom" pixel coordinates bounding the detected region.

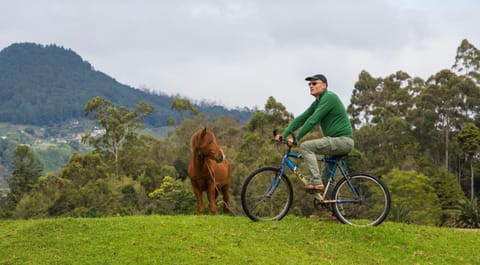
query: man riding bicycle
[{"left": 275, "top": 74, "right": 354, "bottom": 191}]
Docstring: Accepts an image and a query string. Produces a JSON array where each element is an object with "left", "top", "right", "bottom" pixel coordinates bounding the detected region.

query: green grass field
[{"left": 1, "top": 215, "right": 478, "bottom": 265}]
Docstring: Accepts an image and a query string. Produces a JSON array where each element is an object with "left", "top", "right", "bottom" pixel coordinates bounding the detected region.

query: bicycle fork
[{"left": 265, "top": 172, "right": 282, "bottom": 197}]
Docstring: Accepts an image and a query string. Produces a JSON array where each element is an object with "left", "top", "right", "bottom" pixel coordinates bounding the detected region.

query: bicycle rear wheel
[
  {"left": 332, "top": 173, "right": 391, "bottom": 226},
  {"left": 241, "top": 166, "right": 293, "bottom": 221}
]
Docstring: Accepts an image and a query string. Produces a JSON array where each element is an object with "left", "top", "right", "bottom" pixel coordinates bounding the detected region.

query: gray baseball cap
[{"left": 305, "top": 74, "right": 328, "bottom": 86}]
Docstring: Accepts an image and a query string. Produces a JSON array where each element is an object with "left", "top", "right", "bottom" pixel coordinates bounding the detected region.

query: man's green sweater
[{"left": 282, "top": 89, "right": 352, "bottom": 141}]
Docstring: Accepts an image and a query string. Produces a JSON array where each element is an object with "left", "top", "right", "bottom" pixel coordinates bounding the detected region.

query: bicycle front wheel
[
  {"left": 241, "top": 166, "right": 293, "bottom": 221},
  {"left": 332, "top": 173, "right": 391, "bottom": 226}
]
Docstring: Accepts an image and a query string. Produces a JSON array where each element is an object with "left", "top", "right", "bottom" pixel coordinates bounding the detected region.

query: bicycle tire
[
  {"left": 241, "top": 166, "right": 293, "bottom": 221},
  {"left": 332, "top": 173, "right": 391, "bottom": 226}
]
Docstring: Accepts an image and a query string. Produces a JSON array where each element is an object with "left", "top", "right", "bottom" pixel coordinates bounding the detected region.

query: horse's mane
[{"left": 190, "top": 129, "right": 200, "bottom": 152}]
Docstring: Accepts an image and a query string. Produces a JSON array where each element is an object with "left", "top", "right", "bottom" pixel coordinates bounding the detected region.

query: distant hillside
[{"left": 0, "top": 43, "right": 252, "bottom": 126}]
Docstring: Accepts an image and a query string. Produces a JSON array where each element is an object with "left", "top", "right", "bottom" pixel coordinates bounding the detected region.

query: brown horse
[{"left": 187, "top": 128, "right": 231, "bottom": 215}]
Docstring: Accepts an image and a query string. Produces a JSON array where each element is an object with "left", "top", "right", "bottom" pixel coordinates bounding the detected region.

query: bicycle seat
[{"left": 325, "top": 154, "right": 348, "bottom": 161}]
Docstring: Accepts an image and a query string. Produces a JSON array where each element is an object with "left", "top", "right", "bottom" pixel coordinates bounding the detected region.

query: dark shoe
[{"left": 305, "top": 184, "right": 324, "bottom": 191}]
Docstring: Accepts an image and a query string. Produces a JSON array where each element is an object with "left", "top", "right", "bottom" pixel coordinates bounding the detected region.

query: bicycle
[{"left": 241, "top": 132, "right": 391, "bottom": 226}]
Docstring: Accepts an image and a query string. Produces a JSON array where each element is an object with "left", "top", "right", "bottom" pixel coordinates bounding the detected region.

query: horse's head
[{"left": 191, "top": 128, "right": 225, "bottom": 163}]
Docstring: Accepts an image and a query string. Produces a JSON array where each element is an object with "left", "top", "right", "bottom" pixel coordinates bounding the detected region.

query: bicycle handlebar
[{"left": 272, "top": 130, "right": 297, "bottom": 146}]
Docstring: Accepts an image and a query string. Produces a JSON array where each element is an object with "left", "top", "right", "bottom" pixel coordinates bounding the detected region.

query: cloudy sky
[{"left": 2, "top": 0, "right": 480, "bottom": 115}]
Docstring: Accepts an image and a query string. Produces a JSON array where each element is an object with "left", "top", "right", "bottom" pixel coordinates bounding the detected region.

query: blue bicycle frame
[{"left": 274, "top": 149, "right": 361, "bottom": 203}]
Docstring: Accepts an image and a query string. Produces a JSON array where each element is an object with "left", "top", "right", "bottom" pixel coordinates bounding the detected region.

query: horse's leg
[
  {"left": 188, "top": 163, "right": 204, "bottom": 214},
  {"left": 207, "top": 183, "right": 218, "bottom": 215},
  {"left": 192, "top": 186, "right": 204, "bottom": 214},
  {"left": 220, "top": 162, "right": 231, "bottom": 214},
  {"left": 221, "top": 185, "right": 230, "bottom": 214}
]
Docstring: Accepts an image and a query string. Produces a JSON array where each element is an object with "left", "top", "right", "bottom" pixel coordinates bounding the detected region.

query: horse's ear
[{"left": 201, "top": 128, "right": 207, "bottom": 137}]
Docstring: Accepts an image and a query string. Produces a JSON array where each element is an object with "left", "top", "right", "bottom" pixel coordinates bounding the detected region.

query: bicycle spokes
[
  {"left": 332, "top": 174, "right": 391, "bottom": 226},
  {"left": 241, "top": 167, "right": 293, "bottom": 221}
]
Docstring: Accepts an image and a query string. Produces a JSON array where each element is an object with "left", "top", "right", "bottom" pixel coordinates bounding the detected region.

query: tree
[
  {"left": 458, "top": 122, "right": 480, "bottom": 200},
  {"left": 8, "top": 145, "right": 43, "bottom": 199},
  {"left": 426, "top": 167, "right": 466, "bottom": 226},
  {"left": 2, "top": 145, "right": 43, "bottom": 217},
  {"left": 415, "top": 70, "right": 472, "bottom": 170},
  {"left": 247, "top": 96, "right": 292, "bottom": 133},
  {"left": 347, "top": 70, "right": 383, "bottom": 128},
  {"left": 452, "top": 39, "right": 480, "bottom": 127},
  {"left": 452, "top": 39, "right": 480, "bottom": 81},
  {"left": 14, "top": 172, "right": 69, "bottom": 219},
  {"left": 148, "top": 176, "right": 196, "bottom": 214},
  {"left": 83, "top": 96, "right": 154, "bottom": 175},
  {"left": 48, "top": 153, "right": 118, "bottom": 217},
  {"left": 347, "top": 71, "right": 421, "bottom": 174},
  {"left": 383, "top": 170, "right": 442, "bottom": 225},
  {"left": 170, "top": 97, "right": 198, "bottom": 122}
]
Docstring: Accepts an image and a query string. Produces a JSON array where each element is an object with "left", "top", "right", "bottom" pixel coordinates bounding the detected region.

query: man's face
[{"left": 308, "top": 80, "right": 327, "bottom": 98}]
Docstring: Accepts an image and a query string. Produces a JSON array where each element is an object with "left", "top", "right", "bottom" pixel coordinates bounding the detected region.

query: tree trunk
[
  {"left": 445, "top": 127, "right": 449, "bottom": 170},
  {"left": 471, "top": 159, "right": 474, "bottom": 201}
]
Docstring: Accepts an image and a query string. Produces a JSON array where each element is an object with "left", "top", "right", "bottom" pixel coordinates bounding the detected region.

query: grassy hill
[{"left": 1, "top": 215, "right": 478, "bottom": 264}]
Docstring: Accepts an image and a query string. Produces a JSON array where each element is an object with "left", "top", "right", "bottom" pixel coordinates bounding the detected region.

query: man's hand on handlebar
[
  {"left": 274, "top": 134, "right": 295, "bottom": 147},
  {"left": 274, "top": 134, "right": 283, "bottom": 142},
  {"left": 285, "top": 137, "right": 295, "bottom": 147}
]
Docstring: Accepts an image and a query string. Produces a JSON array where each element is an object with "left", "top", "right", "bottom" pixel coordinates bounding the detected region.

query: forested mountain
[{"left": 0, "top": 43, "right": 252, "bottom": 126}]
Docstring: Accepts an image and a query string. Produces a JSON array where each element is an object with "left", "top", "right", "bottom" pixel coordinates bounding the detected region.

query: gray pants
[{"left": 300, "top": 136, "right": 354, "bottom": 185}]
